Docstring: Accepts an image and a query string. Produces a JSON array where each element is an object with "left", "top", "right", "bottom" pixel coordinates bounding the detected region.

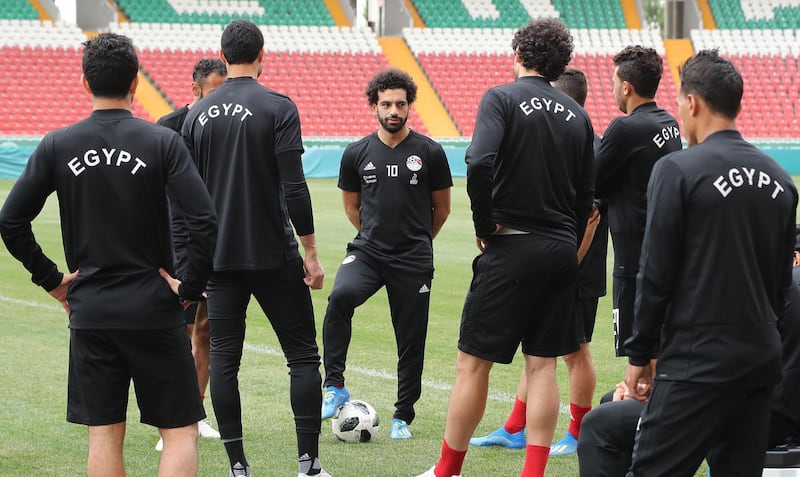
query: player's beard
[{"left": 379, "top": 114, "right": 407, "bottom": 133}]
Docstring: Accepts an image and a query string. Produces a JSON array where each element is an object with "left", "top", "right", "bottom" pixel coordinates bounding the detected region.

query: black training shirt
[
  {"left": 338, "top": 130, "right": 452, "bottom": 268},
  {"left": 595, "top": 102, "right": 681, "bottom": 277},
  {"left": 0, "top": 109, "right": 217, "bottom": 329},
  {"left": 577, "top": 135, "right": 608, "bottom": 299},
  {"left": 157, "top": 105, "right": 189, "bottom": 133},
  {"left": 625, "top": 130, "right": 797, "bottom": 387},
  {"left": 157, "top": 105, "right": 194, "bottom": 280},
  {"left": 466, "top": 75, "right": 594, "bottom": 245},
  {"left": 183, "top": 77, "right": 306, "bottom": 270}
]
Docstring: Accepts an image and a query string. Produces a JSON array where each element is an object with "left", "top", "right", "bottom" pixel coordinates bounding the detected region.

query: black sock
[{"left": 223, "top": 439, "right": 247, "bottom": 469}]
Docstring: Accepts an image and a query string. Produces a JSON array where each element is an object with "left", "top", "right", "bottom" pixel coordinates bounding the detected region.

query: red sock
[
  {"left": 504, "top": 397, "right": 527, "bottom": 434},
  {"left": 521, "top": 444, "right": 550, "bottom": 477},
  {"left": 567, "top": 403, "right": 592, "bottom": 438},
  {"left": 434, "top": 439, "right": 467, "bottom": 477}
]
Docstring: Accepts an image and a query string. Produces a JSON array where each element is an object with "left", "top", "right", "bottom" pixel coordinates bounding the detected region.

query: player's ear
[
  {"left": 687, "top": 93, "right": 699, "bottom": 117},
  {"left": 129, "top": 74, "right": 139, "bottom": 96},
  {"left": 219, "top": 49, "right": 227, "bottom": 64},
  {"left": 191, "top": 81, "right": 201, "bottom": 99},
  {"left": 81, "top": 73, "right": 92, "bottom": 95},
  {"left": 622, "top": 80, "right": 633, "bottom": 97}
]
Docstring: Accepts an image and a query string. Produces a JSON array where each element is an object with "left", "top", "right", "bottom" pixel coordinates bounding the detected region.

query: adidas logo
[
  {"left": 418, "top": 284, "right": 430, "bottom": 293},
  {"left": 364, "top": 162, "right": 376, "bottom": 171}
]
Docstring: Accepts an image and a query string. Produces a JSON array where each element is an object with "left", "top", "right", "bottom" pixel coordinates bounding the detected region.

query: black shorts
[
  {"left": 575, "top": 296, "right": 599, "bottom": 343},
  {"left": 184, "top": 302, "right": 198, "bottom": 325},
  {"left": 613, "top": 275, "right": 636, "bottom": 356},
  {"left": 459, "top": 234, "right": 580, "bottom": 363},
  {"left": 67, "top": 326, "right": 204, "bottom": 428}
]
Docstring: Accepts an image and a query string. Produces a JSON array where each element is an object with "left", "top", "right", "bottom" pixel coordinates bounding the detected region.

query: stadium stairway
[
  {"left": 697, "top": 0, "right": 719, "bottom": 28},
  {"left": 619, "top": 0, "right": 642, "bottom": 28},
  {"left": 378, "top": 37, "right": 460, "bottom": 136},
  {"left": 135, "top": 72, "right": 173, "bottom": 121},
  {"left": 662, "top": 38, "right": 695, "bottom": 88},
  {"left": 321, "top": 0, "right": 350, "bottom": 27},
  {"left": 27, "top": 0, "right": 53, "bottom": 22},
  {"left": 404, "top": 0, "right": 425, "bottom": 28}
]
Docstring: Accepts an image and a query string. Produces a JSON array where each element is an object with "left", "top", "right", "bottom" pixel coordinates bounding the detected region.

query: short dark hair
[
  {"left": 613, "top": 45, "right": 662, "bottom": 99},
  {"left": 679, "top": 49, "right": 743, "bottom": 120},
  {"left": 221, "top": 20, "right": 263, "bottom": 65},
  {"left": 553, "top": 67, "right": 587, "bottom": 106},
  {"left": 511, "top": 18, "right": 573, "bottom": 82},
  {"left": 192, "top": 58, "right": 227, "bottom": 84},
  {"left": 365, "top": 68, "right": 418, "bottom": 105},
  {"left": 81, "top": 33, "right": 138, "bottom": 99}
]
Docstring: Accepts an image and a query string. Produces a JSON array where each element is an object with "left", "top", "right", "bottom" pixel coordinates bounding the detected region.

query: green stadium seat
[
  {"left": 410, "top": 0, "right": 625, "bottom": 29},
  {"left": 708, "top": 0, "right": 800, "bottom": 29}
]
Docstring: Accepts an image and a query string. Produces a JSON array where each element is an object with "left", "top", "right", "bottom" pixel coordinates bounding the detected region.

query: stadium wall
[{"left": 1, "top": 137, "right": 798, "bottom": 179}]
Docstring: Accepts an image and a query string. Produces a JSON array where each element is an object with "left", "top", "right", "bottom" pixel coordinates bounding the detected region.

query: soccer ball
[{"left": 331, "top": 400, "right": 380, "bottom": 443}]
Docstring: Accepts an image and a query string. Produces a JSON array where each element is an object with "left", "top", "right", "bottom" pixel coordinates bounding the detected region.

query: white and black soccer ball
[{"left": 331, "top": 400, "right": 379, "bottom": 443}]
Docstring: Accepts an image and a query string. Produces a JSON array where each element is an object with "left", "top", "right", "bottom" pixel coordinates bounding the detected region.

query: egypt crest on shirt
[{"left": 361, "top": 154, "right": 425, "bottom": 186}]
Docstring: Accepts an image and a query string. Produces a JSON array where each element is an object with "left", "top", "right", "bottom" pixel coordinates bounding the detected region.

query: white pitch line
[
  {"left": 0, "top": 294, "right": 62, "bottom": 312},
  {"left": 246, "top": 342, "right": 523, "bottom": 405},
  {"left": 1, "top": 296, "right": 568, "bottom": 412}
]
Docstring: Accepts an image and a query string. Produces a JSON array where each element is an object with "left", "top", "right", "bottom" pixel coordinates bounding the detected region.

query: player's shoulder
[
  {"left": 136, "top": 115, "right": 182, "bottom": 137},
  {"left": 346, "top": 132, "right": 379, "bottom": 151},
  {"left": 156, "top": 106, "right": 188, "bottom": 129},
  {"left": 407, "top": 129, "right": 443, "bottom": 147}
]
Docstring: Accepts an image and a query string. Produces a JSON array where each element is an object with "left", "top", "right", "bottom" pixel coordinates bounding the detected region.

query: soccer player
[
  {"left": 155, "top": 57, "right": 227, "bottom": 451},
  {"left": 157, "top": 58, "right": 226, "bottom": 132},
  {"left": 623, "top": 50, "right": 797, "bottom": 476},
  {"left": 182, "top": 20, "right": 329, "bottom": 477},
  {"left": 594, "top": 45, "right": 681, "bottom": 357},
  {"left": 470, "top": 67, "right": 607, "bottom": 455},
  {"left": 0, "top": 33, "right": 217, "bottom": 477},
  {"left": 320, "top": 68, "right": 453, "bottom": 440},
  {"left": 577, "top": 232, "right": 800, "bottom": 477},
  {"left": 415, "top": 19, "right": 594, "bottom": 477}
]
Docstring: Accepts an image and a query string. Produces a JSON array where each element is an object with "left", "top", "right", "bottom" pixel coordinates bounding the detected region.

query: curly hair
[
  {"left": 192, "top": 58, "right": 227, "bottom": 84},
  {"left": 613, "top": 45, "right": 663, "bottom": 99},
  {"left": 81, "top": 33, "right": 139, "bottom": 99},
  {"left": 511, "top": 18, "right": 573, "bottom": 82},
  {"left": 679, "top": 49, "right": 742, "bottom": 119},
  {"left": 365, "top": 68, "right": 418, "bottom": 105}
]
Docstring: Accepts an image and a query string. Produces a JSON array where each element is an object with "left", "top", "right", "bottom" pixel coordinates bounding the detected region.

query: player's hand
[
  {"left": 48, "top": 269, "right": 79, "bottom": 314},
  {"left": 159, "top": 267, "right": 182, "bottom": 296},
  {"left": 476, "top": 224, "right": 501, "bottom": 252},
  {"left": 623, "top": 363, "right": 653, "bottom": 402},
  {"left": 303, "top": 254, "right": 324, "bottom": 290},
  {"left": 587, "top": 204, "right": 601, "bottom": 226},
  {"left": 476, "top": 237, "right": 487, "bottom": 252},
  {"left": 612, "top": 381, "right": 629, "bottom": 401},
  {"left": 158, "top": 268, "right": 202, "bottom": 309}
]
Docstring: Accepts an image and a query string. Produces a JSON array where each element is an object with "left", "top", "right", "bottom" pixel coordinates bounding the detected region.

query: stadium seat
[
  {"left": 690, "top": 28, "right": 800, "bottom": 138},
  {"left": 406, "top": 26, "right": 676, "bottom": 136},
  {"left": 709, "top": 0, "right": 800, "bottom": 29}
]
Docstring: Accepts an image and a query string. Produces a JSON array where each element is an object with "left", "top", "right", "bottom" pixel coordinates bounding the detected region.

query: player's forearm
[
  {"left": 284, "top": 180, "right": 315, "bottom": 236},
  {"left": 0, "top": 201, "right": 62, "bottom": 291},
  {"left": 298, "top": 233, "right": 319, "bottom": 258}
]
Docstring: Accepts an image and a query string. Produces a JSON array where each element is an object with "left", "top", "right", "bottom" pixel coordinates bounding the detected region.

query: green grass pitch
[{"left": 0, "top": 176, "right": 744, "bottom": 476}]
